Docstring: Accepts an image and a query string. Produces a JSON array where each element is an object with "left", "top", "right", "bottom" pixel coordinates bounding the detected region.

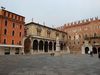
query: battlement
[
  {"left": 57, "top": 17, "right": 99, "bottom": 30},
  {"left": 67, "top": 17, "right": 99, "bottom": 26}
]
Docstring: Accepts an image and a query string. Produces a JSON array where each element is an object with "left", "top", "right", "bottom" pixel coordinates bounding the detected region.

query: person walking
[
  {"left": 98, "top": 52, "right": 100, "bottom": 59},
  {"left": 90, "top": 51, "right": 93, "bottom": 57}
]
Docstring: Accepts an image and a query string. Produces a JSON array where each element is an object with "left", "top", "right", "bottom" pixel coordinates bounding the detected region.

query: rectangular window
[
  {"left": 13, "top": 23, "right": 15, "bottom": 28},
  {"left": 4, "top": 39, "right": 6, "bottom": 44},
  {"left": 12, "top": 31, "right": 14, "bottom": 36},
  {"left": 4, "top": 29, "right": 7, "bottom": 35},
  {"left": 12, "top": 40, "right": 14, "bottom": 45},
  {"left": 15, "top": 15, "right": 17, "bottom": 20},
  {"left": 5, "top": 48, "right": 10, "bottom": 55},
  {"left": 5, "top": 20, "right": 7, "bottom": 26},
  {"left": 12, "top": 14, "right": 13, "bottom": 19},
  {"left": 18, "top": 16, "right": 20, "bottom": 21},
  {"left": 15, "top": 48, "right": 19, "bottom": 54},
  {"left": 19, "top": 41, "right": 21, "bottom": 45},
  {"left": 4, "top": 11, "right": 6, "bottom": 16},
  {"left": 19, "top": 32, "right": 21, "bottom": 37},
  {"left": 47, "top": 33, "right": 50, "bottom": 38},
  {"left": 37, "top": 31, "right": 41, "bottom": 36}
]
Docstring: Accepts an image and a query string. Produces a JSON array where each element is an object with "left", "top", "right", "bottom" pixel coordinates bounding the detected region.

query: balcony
[{"left": 84, "top": 35, "right": 100, "bottom": 40}]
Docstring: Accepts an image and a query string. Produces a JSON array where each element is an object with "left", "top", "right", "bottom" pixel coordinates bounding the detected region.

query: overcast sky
[{"left": 0, "top": 0, "right": 100, "bottom": 27}]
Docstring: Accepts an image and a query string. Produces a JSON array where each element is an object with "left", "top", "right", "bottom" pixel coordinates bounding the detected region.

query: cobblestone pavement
[{"left": 0, "top": 54, "right": 100, "bottom": 75}]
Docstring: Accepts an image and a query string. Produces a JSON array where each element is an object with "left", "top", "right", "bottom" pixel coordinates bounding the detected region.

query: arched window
[
  {"left": 33, "top": 40, "right": 38, "bottom": 51},
  {"left": 39, "top": 40, "right": 43, "bottom": 51},
  {"left": 4, "top": 29, "right": 7, "bottom": 35},
  {"left": 24, "top": 38, "right": 31, "bottom": 54},
  {"left": 12, "top": 31, "right": 14, "bottom": 36},
  {"left": 49, "top": 42, "right": 52, "bottom": 50}
]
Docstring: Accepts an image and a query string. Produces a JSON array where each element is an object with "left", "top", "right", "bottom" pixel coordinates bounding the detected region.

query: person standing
[{"left": 98, "top": 52, "right": 100, "bottom": 59}]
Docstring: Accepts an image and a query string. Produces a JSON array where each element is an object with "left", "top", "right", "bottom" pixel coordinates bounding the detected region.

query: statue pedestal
[{"left": 54, "top": 36, "right": 61, "bottom": 56}]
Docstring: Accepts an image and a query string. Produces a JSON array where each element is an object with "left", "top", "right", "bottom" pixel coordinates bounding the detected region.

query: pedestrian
[
  {"left": 98, "top": 52, "right": 100, "bottom": 59},
  {"left": 90, "top": 51, "right": 93, "bottom": 57}
]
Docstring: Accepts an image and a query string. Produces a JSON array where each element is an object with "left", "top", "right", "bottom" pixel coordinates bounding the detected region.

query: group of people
[{"left": 90, "top": 51, "right": 100, "bottom": 59}]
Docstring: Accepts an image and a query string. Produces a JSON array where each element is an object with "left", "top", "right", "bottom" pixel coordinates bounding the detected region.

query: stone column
[
  {"left": 48, "top": 41, "right": 50, "bottom": 53},
  {"left": 52, "top": 42, "right": 54, "bottom": 52},
  {"left": 56, "top": 37, "right": 60, "bottom": 51},
  {"left": 10, "top": 48, "right": 15, "bottom": 55},
  {"left": 67, "top": 46, "right": 70, "bottom": 54},
  {"left": 37, "top": 39, "right": 39, "bottom": 53},
  {"left": 21, "top": 47, "right": 24, "bottom": 55},
  {"left": 43, "top": 41, "right": 44, "bottom": 53},
  {"left": 21, "top": 37, "right": 26, "bottom": 55},
  {"left": 81, "top": 46, "right": 85, "bottom": 54},
  {"left": 30, "top": 39, "right": 33, "bottom": 54}
]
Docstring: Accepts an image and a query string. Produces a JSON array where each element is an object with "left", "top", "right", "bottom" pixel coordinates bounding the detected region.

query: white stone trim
[{"left": 0, "top": 44, "right": 23, "bottom": 48}]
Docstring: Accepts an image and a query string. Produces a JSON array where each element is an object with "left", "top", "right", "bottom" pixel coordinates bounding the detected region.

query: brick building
[
  {"left": 58, "top": 17, "right": 100, "bottom": 54},
  {"left": 0, "top": 8, "right": 25, "bottom": 55}
]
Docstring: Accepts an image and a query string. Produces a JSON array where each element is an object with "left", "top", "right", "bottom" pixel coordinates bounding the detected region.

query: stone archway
[
  {"left": 85, "top": 47, "right": 89, "bottom": 54},
  {"left": 49, "top": 42, "right": 52, "bottom": 51},
  {"left": 54, "top": 42, "right": 56, "bottom": 51},
  {"left": 44, "top": 41, "right": 48, "bottom": 52},
  {"left": 39, "top": 40, "right": 43, "bottom": 51},
  {"left": 24, "top": 38, "right": 31, "bottom": 54},
  {"left": 98, "top": 47, "right": 100, "bottom": 53},
  {"left": 92, "top": 47, "right": 97, "bottom": 54},
  {"left": 33, "top": 40, "right": 38, "bottom": 51}
]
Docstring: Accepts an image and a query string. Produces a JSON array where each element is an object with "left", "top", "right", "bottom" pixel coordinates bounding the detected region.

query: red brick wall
[
  {"left": 0, "top": 9, "right": 25, "bottom": 45},
  {"left": 58, "top": 18, "right": 100, "bottom": 53}
]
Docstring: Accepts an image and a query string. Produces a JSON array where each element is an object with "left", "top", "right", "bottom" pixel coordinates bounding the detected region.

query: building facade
[
  {"left": 58, "top": 17, "right": 100, "bottom": 54},
  {"left": 0, "top": 9, "right": 25, "bottom": 55},
  {"left": 24, "top": 22, "right": 68, "bottom": 54}
]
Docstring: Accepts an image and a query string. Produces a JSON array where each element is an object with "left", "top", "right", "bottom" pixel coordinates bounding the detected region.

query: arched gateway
[
  {"left": 49, "top": 42, "right": 52, "bottom": 51},
  {"left": 33, "top": 40, "right": 38, "bottom": 51},
  {"left": 85, "top": 47, "right": 89, "bottom": 54},
  {"left": 44, "top": 41, "right": 48, "bottom": 52},
  {"left": 39, "top": 40, "right": 43, "bottom": 51},
  {"left": 24, "top": 38, "right": 31, "bottom": 54}
]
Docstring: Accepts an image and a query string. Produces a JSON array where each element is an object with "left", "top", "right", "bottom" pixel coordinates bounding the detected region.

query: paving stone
[{"left": 0, "top": 54, "right": 100, "bottom": 75}]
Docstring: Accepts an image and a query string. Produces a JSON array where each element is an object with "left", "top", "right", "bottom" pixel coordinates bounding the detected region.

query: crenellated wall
[{"left": 57, "top": 17, "right": 99, "bottom": 31}]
